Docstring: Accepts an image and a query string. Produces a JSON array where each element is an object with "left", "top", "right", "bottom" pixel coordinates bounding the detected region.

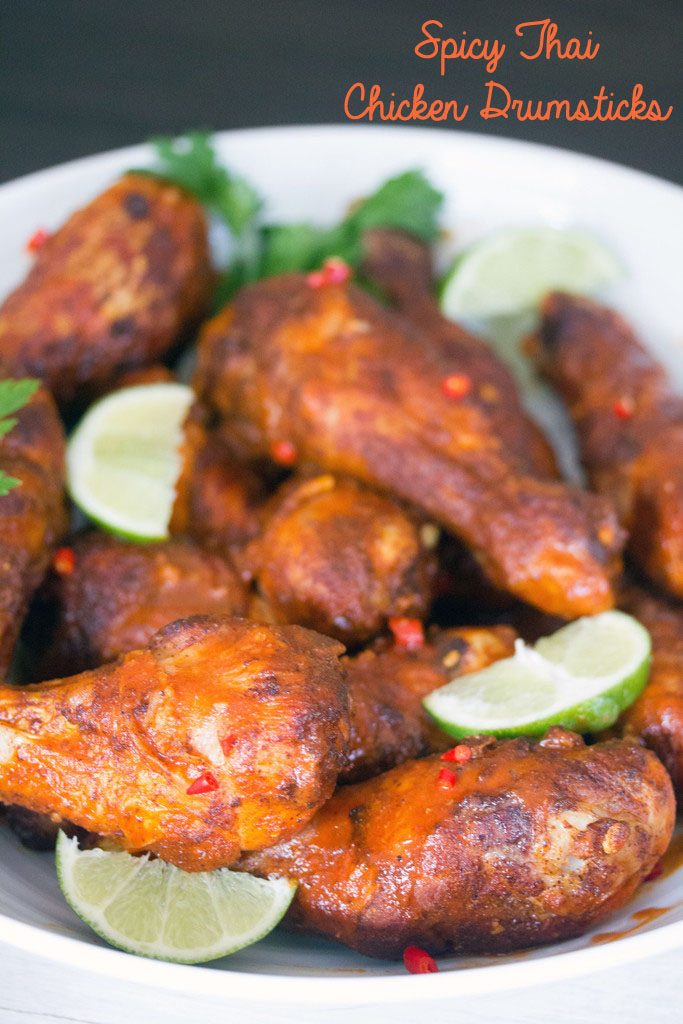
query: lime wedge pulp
[
  {"left": 66, "top": 383, "right": 194, "bottom": 541},
  {"left": 423, "top": 611, "right": 651, "bottom": 739},
  {"left": 56, "top": 832, "right": 296, "bottom": 964},
  {"left": 440, "top": 227, "right": 623, "bottom": 321}
]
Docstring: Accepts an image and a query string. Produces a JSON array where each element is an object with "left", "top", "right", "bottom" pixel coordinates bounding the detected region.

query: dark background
[{"left": 0, "top": 0, "right": 680, "bottom": 184}]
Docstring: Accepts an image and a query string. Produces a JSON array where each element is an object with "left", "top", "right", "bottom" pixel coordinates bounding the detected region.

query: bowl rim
[{"left": 1, "top": 903, "right": 682, "bottom": 1004}]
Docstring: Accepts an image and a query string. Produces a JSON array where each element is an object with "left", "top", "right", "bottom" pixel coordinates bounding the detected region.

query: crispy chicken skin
[
  {"left": 172, "top": 412, "right": 266, "bottom": 550},
  {"left": 26, "top": 533, "right": 249, "bottom": 678},
  {"left": 194, "top": 275, "right": 623, "bottom": 618},
  {"left": 362, "top": 227, "right": 558, "bottom": 479},
  {"left": 539, "top": 292, "right": 683, "bottom": 598},
  {"left": 241, "top": 732, "right": 674, "bottom": 958},
  {"left": 241, "top": 474, "right": 437, "bottom": 646},
  {"left": 342, "top": 626, "right": 516, "bottom": 782},
  {"left": 0, "top": 617, "right": 348, "bottom": 871},
  {"left": 618, "top": 584, "right": 683, "bottom": 801},
  {"left": 0, "top": 174, "right": 212, "bottom": 404},
  {"left": 0, "top": 384, "right": 67, "bottom": 674}
]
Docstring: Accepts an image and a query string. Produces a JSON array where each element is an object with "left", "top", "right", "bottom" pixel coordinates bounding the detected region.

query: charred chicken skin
[
  {"left": 27, "top": 533, "right": 249, "bottom": 678},
  {"left": 618, "top": 584, "right": 683, "bottom": 801},
  {"left": 539, "top": 292, "right": 683, "bottom": 598},
  {"left": 342, "top": 626, "right": 516, "bottom": 782},
  {"left": 0, "top": 616, "right": 348, "bottom": 871},
  {"left": 171, "top": 411, "right": 266, "bottom": 551},
  {"left": 0, "top": 384, "right": 67, "bottom": 674},
  {"left": 241, "top": 732, "right": 674, "bottom": 959},
  {"left": 0, "top": 174, "right": 212, "bottom": 404},
  {"left": 194, "top": 275, "right": 623, "bottom": 618},
  {"left": 241, "top": 474, "right": 437, "bottom": 646},
  {"left": 362, "top": 227, "right": 558, "bottom": 479}
]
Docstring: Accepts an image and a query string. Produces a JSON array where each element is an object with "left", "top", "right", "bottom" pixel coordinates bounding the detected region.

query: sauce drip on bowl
[{"left": 591, "top": 906, "right": 672, "bottom": 945}]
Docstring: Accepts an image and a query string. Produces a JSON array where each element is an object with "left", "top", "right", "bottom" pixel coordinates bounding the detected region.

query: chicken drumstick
[
  {"left": 618, "top": 583, "right": 683, "bottom": 802},
  {"left": 362, "top": 227, "right": 557, "bottom": 478},
  {"left": 241, "top": 731, "right": 674, "bottom": 958},
  {"left": 0, "top": 617, "right": 348, "bottom": 871},
  {"left": 25, "top": 532, "right": 248, "bottom": 678},
  {"left": 0, "top": 174, "right": 212, "bottom": 405},
  {"left": 538, "top": 292, "right": 683, "bottom": 598},
  {"left": 242, "top": 473, "right": 437, "bottom": 646},
  {"left": 195, "top": 275, "right": 623, "bottom": 617},
  {"left": 0, "top": 383, "right": 67, "bottom": 675}
]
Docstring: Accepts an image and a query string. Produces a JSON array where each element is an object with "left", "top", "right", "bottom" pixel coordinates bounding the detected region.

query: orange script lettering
[
  {"left": 516, "top": 20, "right": 600, "bottom": 61},
  {"left": 415, "top": 20, "right": 506, "bottom": 74}
]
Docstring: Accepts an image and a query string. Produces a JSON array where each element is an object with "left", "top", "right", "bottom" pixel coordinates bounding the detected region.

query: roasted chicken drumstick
[
  {"left": 242, "top": 474, "right": 437, "bottom": 646},
  {"left": 0, "top": 174, "right": 212, "bottom": 405},
  {"left": 0, "top": 383, "right": 66, "bottom": 674},
  {"left": 362, "top": 227, "right": 558, "bottom": 478},
  {"left": 26, "top": 533, "right": 248, "bottom": 678},
  {"left": 241, "top": 731, "right": 674, "bottom": 958},
  {"left": 195, "top": 275, "right": 623, "bottom": 617},
  {"left": 539, "top": 292, "right": 683, "bottom": 598},
  {"left": 172, "top": 409, "right": 266, "bottom": 551},
  {"left": 0, "top": 617, "right": 348, "bottom": 871},
  {"left": 618, "top": 584, "right": 683, "bottom": 802}
]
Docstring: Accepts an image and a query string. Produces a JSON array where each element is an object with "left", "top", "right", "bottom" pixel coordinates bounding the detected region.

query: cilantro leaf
[
  {"left": 256, "top": 170, "right": 444, "bottom": 275},
  {"left": 0, "top": 471, "right": 21, "bottom": 496},
  {"left": 0, "top": 378, "right": 40, "bottom": 422},
  {"left": 135, "top": 131, "right": 262, "bottom": 238},
  {"left": 259, "top": 224, "right": 324, "bottom": 277},
  {"left": 346, "top": 171, "right": 443, "bottom": 241},
  {"left": 0, "top": 378, "right": 40, "bottom": 497},
  {"left": 0, "top": 417, "right": 18, "bottom": 438}
]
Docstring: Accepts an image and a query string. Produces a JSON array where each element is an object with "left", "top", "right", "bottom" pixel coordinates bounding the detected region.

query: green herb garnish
[
  {"left": 135, "top": 132, "right": 262, "bottom": 238},
  {"left": 137, "top": 132, "right": 444, "bottom": 306},
  {"left": 0, "top": 378, "right": 40, "bottom": 495}
]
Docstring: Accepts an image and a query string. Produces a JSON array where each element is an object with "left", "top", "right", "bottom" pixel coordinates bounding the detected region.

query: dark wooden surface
[{"left": 0, "top": 0, "right": 680, "bottom": 184}]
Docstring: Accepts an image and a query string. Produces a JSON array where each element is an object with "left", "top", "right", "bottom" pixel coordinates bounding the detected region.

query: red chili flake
[
  {"left": 388, "top": 617, "right": 425, "bottom": 651},
  {"left": 440, "top": 744, "right": 472, "bottom": 765},
  {"left": 437, "top": 766, "right": 458, "bottom": 789},
  {"left": 26, "top": 228, "right": 50, "bottom": 253},
  {"left": 270, "top": 439, "right": 297, "bottom": 466},
  {"left": 323, "top": 257, "right": 351, "bottom": 285},
  {"left": 53, "top": 546, "right": 76, "bottom": 575},
  {"left": 186, "top": 771, "right": 220, "bottom": 795},
  {"left": 441, "top": 373, "right": 472, "bottom": 400},
  {"left": 403, "top": 945, "right": 438, "bottom": 974},
  {"left": 645, "top": 860, "right": 663, "bottom": 882},
  {"left": 220, "top": 735, "right": 236, "bottom": 756},
  {"left": 613, "top": 396, "right": 634, "bottom": 420},
  {"left": 306, "top": 256, "right": 351, "bottom": 288}
]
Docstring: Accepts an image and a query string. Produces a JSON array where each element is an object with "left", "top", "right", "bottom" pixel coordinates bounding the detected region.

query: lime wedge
[
  {"left": 440, "top": 227, "right": 623, "bottom": 320},
  {"left": 423, "top": 611, "right": 651, "bottom": 739},
  {"left": 67, "top": 383, "right": 194, "bottom": 541},
  {"left": 56, "top": 832, "right": 296, "bottom": 964}
]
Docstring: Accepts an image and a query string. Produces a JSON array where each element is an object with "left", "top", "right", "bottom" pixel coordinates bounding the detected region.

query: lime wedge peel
[
  {"left": 66, "top": 382, "right": 194, "bottom": 542},
  {"left": 440, "top": 227, "right": 623, "bottom": 321},
  {"left": 423, "top": 611, "right": 651, "bottom": 739},
  {"left": 56, "top": 832, "right": 296, "bottom": 964}
]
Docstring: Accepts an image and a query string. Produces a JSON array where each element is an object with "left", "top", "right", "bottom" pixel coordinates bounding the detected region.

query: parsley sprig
[
  {"left": 137, "top": 132, "right": 444, "bottom": 307},
  {"left": 135, "top": 131, "right": 262, "bottom": 237},
  {"left": 0, "top": 378, "right": 40, "bottom": 496}
]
